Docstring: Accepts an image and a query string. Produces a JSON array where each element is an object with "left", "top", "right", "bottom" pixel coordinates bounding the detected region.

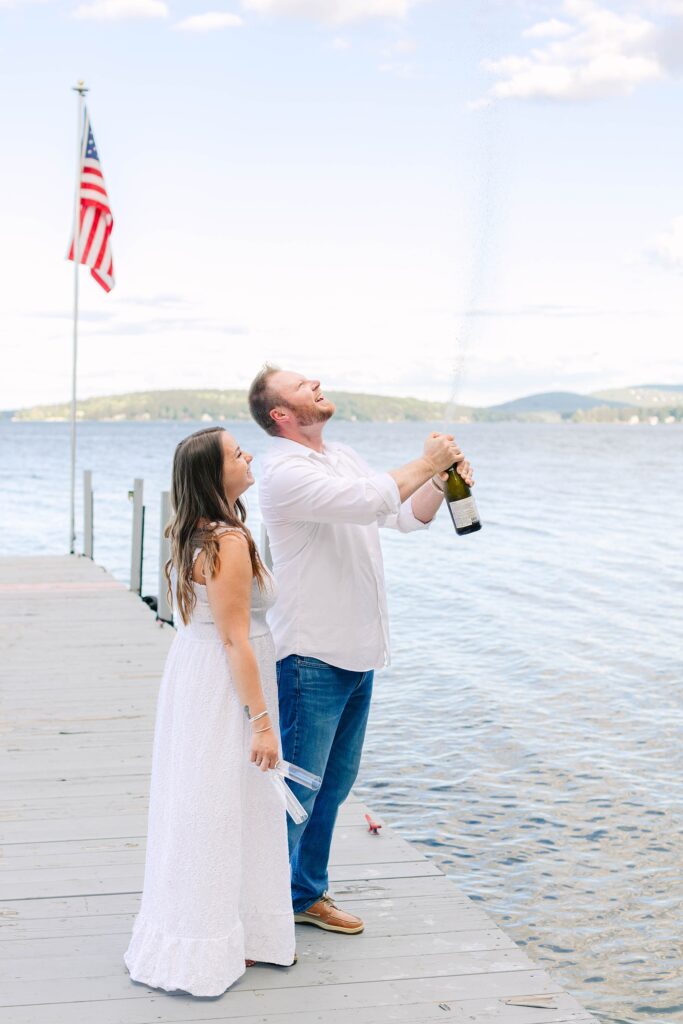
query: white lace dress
[{"left": 124, "top": 544, "right": 295, "bottom": 997}]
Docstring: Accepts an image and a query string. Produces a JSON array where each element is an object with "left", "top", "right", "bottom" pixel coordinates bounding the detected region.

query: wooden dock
[{"left": 1, "top": 556, "right": 596, "bottom": 1024}]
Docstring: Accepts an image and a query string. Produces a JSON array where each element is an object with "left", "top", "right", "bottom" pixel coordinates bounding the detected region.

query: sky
[{"left": 1, "top": 0, "right": 683, "bottom": 409}]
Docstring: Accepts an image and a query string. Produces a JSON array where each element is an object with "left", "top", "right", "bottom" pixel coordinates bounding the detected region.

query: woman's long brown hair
[{"left": 165, "top": 427, "right": 267, "bottom": 625}]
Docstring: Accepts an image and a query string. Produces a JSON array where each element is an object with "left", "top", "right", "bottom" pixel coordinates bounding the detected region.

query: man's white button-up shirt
[{"left": 258, "top": 436, "right": 429, "bottom": 672}]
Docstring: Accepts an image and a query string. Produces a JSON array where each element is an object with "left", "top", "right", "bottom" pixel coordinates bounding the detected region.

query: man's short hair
[{"left": 248, "top": 364, "right": 282, "bottom": 435}]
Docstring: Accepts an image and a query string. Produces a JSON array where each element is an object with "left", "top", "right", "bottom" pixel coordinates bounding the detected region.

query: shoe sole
[{"left": 293, "top": 915, "right": 364, "bottom": 934}]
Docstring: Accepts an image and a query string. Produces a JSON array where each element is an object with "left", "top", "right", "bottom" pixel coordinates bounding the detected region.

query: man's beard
[{"left": 290, "top": 402, "right": 335, "bottom": 427}]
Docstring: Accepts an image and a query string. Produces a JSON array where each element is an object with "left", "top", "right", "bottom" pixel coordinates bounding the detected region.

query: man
[{"left": 248, "top": 366, "right": 474, "bottom": 935}]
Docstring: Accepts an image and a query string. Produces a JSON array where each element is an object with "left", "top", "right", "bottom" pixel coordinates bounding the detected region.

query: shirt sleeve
[
  {"left": 379, "top": 497, "right": 431, "bottom": 533},
  {"left": 336, "top": 443, "right": 431, "bottom": 534},
  {"left": 261, "top": 456, "right": 401, "bottom": 525}
]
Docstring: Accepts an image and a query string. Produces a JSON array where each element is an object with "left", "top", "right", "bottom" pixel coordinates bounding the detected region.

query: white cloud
[
  {"left": 646, "top": 216, "right": 683, "bottom": 272},
  {"left": 654, "top": 19, "right": 683, "bottom": 72},
  {"left": 174, "top": 10, "right": 243, "bottom": 30},
  {"left": 480, "top": 1, "right": 665, "bottom": 103},
  {"left": 240, "top": 0, "right": 421, "bottom": 25},
  {"left": 73, "top": 0, "right": 167, "bottom": 18},
  {"left": 331, "top": 35, "right": 351, "bottom": 48},
  {"left": 523, "top": 18, "right": 573, "bottom": 39}
]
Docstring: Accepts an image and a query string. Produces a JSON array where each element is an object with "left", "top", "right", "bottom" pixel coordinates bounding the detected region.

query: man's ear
[{"left": 270, "top": 407, "right": 287, "bottom": 424}]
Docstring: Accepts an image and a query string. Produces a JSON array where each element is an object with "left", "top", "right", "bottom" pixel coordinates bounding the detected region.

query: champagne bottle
[{"left": 444, "top": 464, "right": 481, "bottom": 536}]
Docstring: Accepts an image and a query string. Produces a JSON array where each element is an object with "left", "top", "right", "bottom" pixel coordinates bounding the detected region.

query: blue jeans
[{"left": 276, "top": 655, "right": 374, "bottom": 913}]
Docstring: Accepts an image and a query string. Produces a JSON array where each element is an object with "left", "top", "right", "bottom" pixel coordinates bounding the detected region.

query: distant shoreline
[
  {"left": 4, "top": 416, "right": 680, "bottom": 426},
  {"left": 3, "top": 384, "right": 683, "bottom": 425}
]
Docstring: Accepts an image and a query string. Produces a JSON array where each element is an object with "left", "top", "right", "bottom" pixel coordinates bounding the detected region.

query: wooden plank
[
  {"left": 0, "top": 1000, "right": 595, "bottom": 1024},
  {"left": 0, "top": 927, "right": 514, "bottom": 960},
  {"left": 0, "top": 1003, "right": 593, "bottom": 1024},
  {"left": 0, "top": 967, "right": 561, "bottom": 1009},
  {"left": 0, "top": 880, "right": 476, "bottom": 918},
  {"left": 324, "top": 873, "right": 469, "bottom": 901},
  {"left": 0, "top": 973, "right": 584, "bottom": 1020},
  {"left": 1, "top": 815, "right": 150, "bottom": 842},
  {"left": 1, "top": 778, "right": 151, "bottom": 801},
  {"left": 0, "top": 911, "right": 138, "bottom": 941},
  {"left": 4, "top": 947, "right": 534, "bottom": 987},
  {"left": 1, "top": 822, "right": 419, "bottom": 867},
  {"left": 0, "top": 896, "right": 492, "bottom": 942},
  {"left": 0, "top": 834, "right": 430, "bottom": 874},
  {"left": 100, "top": 1009, "right": 594, "bottom": 1024},
  {"left": 0, "top": 850, "right": 434, "bottom": 878},
  {"left": 0, "top": 835, "right": 147, "bottom": 861},
  {"left": 0, "top": 874, "right": 474, "bottom": 910},
  {"left": 1, "top": 795, "right": 151, "bottom": 824},
  {"left": 0, "top": 860, "right": 444, "bottom": 901},
  {"left": 3, "top": 737, "right": 154, "bottom": 753}
]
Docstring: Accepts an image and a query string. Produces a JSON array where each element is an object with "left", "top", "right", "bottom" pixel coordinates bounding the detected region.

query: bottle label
[{"left": 449, "top": 496, "right": 479, "bottom": 529}]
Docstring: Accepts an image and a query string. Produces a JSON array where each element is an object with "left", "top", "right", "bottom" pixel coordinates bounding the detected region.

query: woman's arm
[{"left": 204, "top": 532, "right": 278, "bottom": 770}]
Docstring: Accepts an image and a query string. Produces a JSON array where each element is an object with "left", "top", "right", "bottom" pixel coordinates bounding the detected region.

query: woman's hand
[{"left": 250, "top": 723, "right": 279, "bottom": 772}]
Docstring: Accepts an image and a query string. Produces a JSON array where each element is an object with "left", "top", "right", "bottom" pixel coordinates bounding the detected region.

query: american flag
[{"left": 68, "top": 108, "right": 115, "bottom": 292}]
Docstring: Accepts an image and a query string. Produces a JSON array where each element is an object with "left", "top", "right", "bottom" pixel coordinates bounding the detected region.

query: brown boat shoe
[{"left": 294, "top": 892, "right": 364, "bottom": 934}]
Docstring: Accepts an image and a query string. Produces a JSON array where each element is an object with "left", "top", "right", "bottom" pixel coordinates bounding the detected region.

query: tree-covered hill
[
  {"left": 590, "top": 385, "right": 683, "bottom": 408},
  {"left": 11, "top": 389, "right": 466, "bottom": 423},
  {"left": 7, "top": 386, "right": 682, "bottom": 424}
]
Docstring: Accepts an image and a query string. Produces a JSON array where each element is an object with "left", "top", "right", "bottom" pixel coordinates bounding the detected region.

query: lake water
[{"left": 1, "top": 419, "right": 682, "bottom": 1023}]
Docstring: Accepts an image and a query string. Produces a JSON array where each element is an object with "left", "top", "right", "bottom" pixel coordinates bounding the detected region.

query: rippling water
[{"left": 2, "top": 419, "right": 682, "bottom": 1022}]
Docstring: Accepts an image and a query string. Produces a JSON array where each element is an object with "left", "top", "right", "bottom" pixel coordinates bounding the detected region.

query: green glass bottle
[{"left": 444, "top": 464, "right": 481, "bottom": 536}]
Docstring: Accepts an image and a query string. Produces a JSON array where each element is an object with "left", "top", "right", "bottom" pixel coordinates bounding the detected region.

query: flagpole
[{"left": 69, "top": 80, "right": 88, "bottom": 555}]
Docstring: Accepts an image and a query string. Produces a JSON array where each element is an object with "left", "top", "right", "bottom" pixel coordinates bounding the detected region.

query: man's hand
[
  {"left": 423, "top": 433, "right": 474, "bottom": 486},
  {"left": 453, "top": 457, "right": 474, "bottom": 487},
  {"left": 390, "top": 433, "right": 474, "bottom": 505}
]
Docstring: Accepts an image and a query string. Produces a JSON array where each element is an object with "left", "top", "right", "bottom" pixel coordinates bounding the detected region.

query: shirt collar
[{"left": 268, "top": 436, "right": 341, "bottom": 460}]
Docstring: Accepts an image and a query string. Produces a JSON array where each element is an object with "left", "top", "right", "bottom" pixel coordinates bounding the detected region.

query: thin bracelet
[
  {"left": 253, "top": 724, "right": 273, "bottom": 734},
  {"left": 249, "top": 710, "right": 270, "bottom": 723},
  {"left": 430, "top": 477, "right": 445, "bottom": 493}
]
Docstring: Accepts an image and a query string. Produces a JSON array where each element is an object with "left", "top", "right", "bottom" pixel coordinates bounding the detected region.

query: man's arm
[
  {"left": 261, "top": 435, "right": 462, "bottom": 527},
  {"left": 387, "top": 432, "right": 460, "bottom": 502},
  {"left": 262, "top": 460, "right": 395, "bottom": 525},
  {"left": 410, "top": 479, "right": 445, "bottom": 525}
]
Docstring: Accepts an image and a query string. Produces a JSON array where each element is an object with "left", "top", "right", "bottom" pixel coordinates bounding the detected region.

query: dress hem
[{"left": 124, "top": 912, "right": 295, "bottom": 998}]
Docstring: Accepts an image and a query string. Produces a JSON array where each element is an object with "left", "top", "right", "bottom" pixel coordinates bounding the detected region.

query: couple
[{"left": 124, "top": 366, "right": 473, "bottom": 997}]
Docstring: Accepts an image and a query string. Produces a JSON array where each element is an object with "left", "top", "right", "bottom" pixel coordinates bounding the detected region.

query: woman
[{"left": 124, "top": 427, "right": 295, "bottom": 997}]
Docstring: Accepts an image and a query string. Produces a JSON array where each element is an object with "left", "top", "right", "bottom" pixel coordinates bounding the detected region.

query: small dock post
[
  {"left": 129, "top": 478, "right": 145, "bottom": 594},
  {"left": 82, "top": 469, "right": 94, "bottom": 559},
  {"left": 157, "top": 490, "right": 173, "bottom": 624}
]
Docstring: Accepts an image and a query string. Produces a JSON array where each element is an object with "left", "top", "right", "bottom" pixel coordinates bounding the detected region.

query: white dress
[{"left": 124, "top": 539, "right": 295, "bottom": 997}]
